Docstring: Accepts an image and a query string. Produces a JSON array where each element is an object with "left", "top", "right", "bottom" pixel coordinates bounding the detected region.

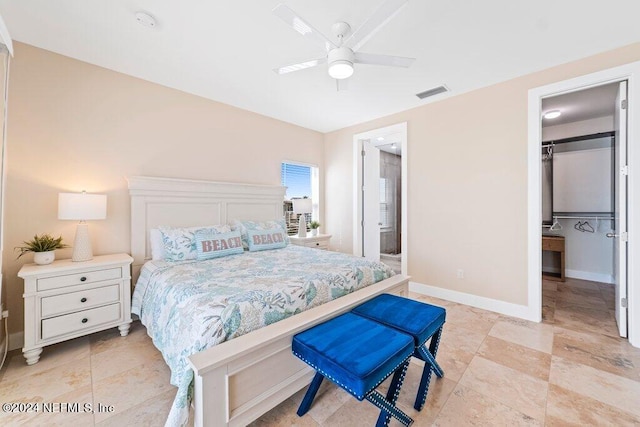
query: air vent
[{"left": 416, "top": 85, "right": 448, "bottom": 100}]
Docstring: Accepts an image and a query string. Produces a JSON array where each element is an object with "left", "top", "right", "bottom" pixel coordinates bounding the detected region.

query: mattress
[{"left": 131, "top": 244, "right": 395, "bottom": 426}]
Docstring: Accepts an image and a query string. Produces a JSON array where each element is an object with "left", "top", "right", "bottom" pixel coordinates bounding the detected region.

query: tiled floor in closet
[{"left": 1, "top": 278, "right": 639, "bottom": 426}]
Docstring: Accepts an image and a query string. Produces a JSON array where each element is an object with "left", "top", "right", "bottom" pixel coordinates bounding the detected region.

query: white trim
[
  {"left": 409, "top": 281, "right": 536, "bottom": 321},
  {"left": 565, "top": 269, "right": 614, "bottom": 284},
  {"left": 352, "top": 122, "right": 408, "bottom": 276},
  {"left": 9, "top": 330, "right": 23, "bottom": 351},
  {"left": 528, "top": 61, "right": 640, "bottom": 348}
]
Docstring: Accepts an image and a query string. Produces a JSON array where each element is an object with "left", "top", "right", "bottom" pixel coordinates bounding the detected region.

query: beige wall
[
  {"left": 2, "top": 43, "right": 324, "bottom": 339},
  {"left": 325, "top": 43, "right": 640, "bottom": 306}
]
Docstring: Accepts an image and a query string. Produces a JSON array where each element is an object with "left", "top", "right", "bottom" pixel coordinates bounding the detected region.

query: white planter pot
[
  {"left": 311, "top": 229, "right": 318, "bottom": 236},
  {"left": 33, "top": 251, "right": 55, "bottom": 265}
]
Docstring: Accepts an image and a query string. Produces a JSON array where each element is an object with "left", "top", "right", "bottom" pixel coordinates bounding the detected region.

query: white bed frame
[{"left": 128, "top": 176, "right": 410, "bottom": 426}]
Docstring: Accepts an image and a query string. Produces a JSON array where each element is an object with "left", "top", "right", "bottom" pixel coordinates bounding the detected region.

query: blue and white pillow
[
  {"left": 247, "top": 229, "right": 287, "bottom": 252},
  {"left": 230, "top": 219, "right": 289, "bottom": 249},
  {"left": 195, "top": 230, "right": 244, "bottom": 260},
  {"left": 159, "top": 225, "right": 230, "bottom": 261}
]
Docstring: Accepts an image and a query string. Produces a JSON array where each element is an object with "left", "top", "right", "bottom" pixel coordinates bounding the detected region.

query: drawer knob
[
  {"left": 81, "top": 318, "right": 88, "bottom": 324},
  {"left": 80, "top": 276, "right": 87, "bottom": 282},
  {"left": 315, "top": 242, "right": 319, "bottom": 246},
  {"left": 80, "top": 297, "right": 87, "bottom": 303}
]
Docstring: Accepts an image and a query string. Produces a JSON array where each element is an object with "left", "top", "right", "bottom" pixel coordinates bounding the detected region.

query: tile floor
[
  {"left": 1, "top": 278, "right": 639, "bottom": 426},
  {"left": 380, "top": 254, "right": 401, "bottom": 274}
]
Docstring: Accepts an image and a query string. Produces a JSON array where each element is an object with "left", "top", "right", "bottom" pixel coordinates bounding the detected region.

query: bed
[{"left": 128, "top": 176, "right": 410, "bottom": 427}]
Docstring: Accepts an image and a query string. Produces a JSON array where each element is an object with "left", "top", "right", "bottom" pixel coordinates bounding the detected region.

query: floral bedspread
[{"left": 131, "top": 244, "right": 395, "bottom": 426}]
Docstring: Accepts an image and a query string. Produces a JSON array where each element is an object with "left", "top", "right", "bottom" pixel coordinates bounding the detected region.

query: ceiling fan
[{"left": 272, "top": 0, "right": 415, "bottom": 83}]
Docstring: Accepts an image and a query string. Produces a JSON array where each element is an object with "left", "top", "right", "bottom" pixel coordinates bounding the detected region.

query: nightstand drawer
[
  {"left": 41, "top": 303, "right": 121, "bottom": 340},
  {"left": 41, "top": 284, "right": 120, "bottom": 318},
  {"left": 37, "top": 267, "right": 122, "bottom": 291},
  {"left": 305, "top": 241, "right": 328, "bottom": 250}
]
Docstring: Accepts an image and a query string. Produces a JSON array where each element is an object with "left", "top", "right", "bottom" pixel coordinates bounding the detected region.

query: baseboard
[
  {"left": 9, "top": 331, "right": 23, "bottom": 352},
  {"left": 565, "top": 269, "right": 614, "bottom": 284},
  {"left": 409, "top": 281, "right": 538, "bottom": 322}
]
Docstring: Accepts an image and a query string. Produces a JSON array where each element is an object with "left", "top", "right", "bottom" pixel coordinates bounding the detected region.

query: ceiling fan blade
[
  {"left": 273, "top": 57, "right": 327, "bottom": 75},
  {"left": 273, "top": 4, "right": 336, "bottom": 52},
  {"left": 345, "top": 0, "right": 408, "bottom": 52},
  {"left": 354, "top": 52, "right": 415, "bottom": 68}
]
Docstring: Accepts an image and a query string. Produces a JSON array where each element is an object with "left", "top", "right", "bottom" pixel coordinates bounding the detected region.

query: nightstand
[
  {"left": 289, "top": 234, "right": 332, "bottom": 250},
  {"left": 18, "top": 253, "right": 133, "bottom": 365}
]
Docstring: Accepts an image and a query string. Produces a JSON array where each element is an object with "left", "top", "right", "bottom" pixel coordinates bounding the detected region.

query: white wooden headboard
[{"left": 127, "top": 176, "right": 286, "bottom": 275}]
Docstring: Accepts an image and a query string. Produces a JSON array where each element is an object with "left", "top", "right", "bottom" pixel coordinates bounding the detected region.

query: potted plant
[
  {"left": 309, "top": 221, "right": 320, "bottom": 236},
  {"left": 16, "top": 234, "right": 69, "bottom": 265}
]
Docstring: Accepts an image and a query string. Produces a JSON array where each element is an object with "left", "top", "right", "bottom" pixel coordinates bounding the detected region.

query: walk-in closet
[{"left": 540, "top": 82, "right": 622, "bottom": 337}]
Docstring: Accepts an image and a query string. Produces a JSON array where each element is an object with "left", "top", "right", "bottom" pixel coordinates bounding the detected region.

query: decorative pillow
[
  {"left": 159, "top": 225, "right": 231, "bottom": 261},
  {"left": 247, "top": 229, "right": 287, "bottom": 252},
  {"left": 230, "top": 219, "right": 289, "bottom": 249},
  {"left": 149, "top": 229, "right": 167, "bottom": 261},
  {"left": 195, "top": 230, "right": 243, "bottom": 260}
]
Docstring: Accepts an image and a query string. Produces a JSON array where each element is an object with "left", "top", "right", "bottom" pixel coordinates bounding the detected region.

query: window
[{"left": 281, "top": 162, "right": 319, "bottom": 235}]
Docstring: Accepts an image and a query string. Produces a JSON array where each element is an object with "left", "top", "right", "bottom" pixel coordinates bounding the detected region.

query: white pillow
[{"left": 149, "top": 229, "right": 166, "bottom": 261}]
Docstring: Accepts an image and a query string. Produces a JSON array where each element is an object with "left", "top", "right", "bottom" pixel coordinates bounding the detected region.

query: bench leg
[
  {"left": 297, "top": 372, "right": 324, "bottom": 416},
  {"left": 367, "top": 391, "right": 413, "bottom": 427},
  {"left": 370, "top": 360, "right": 413, "bottom": 427},
  {"left": 414, "top": 326, "right": 444, "bottom": 411}
]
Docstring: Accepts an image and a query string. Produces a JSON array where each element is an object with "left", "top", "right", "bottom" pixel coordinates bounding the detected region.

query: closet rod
[{"left": 553, "top": 215, "right": 614, "bottom": 220}]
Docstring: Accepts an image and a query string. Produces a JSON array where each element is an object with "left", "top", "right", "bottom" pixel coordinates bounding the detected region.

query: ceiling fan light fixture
[
  {"left": 328, "top": 47, "right": 355, "bottom": 80},
  {"left": 328, "top": 61, "right": 353, "bottom": 79}
]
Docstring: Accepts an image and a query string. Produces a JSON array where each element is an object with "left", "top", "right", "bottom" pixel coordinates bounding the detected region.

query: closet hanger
[
  {"left": 550, "top": 217, "right": 562, "bottom": 231},
  {"left": 582, "top": 221, "right": 595, "bottom": 233}
]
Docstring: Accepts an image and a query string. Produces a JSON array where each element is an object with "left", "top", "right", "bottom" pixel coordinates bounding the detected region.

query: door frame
[
  {"left": 353, "top": 122, "right": 408, "bottom": 275},
  {"left": 528, "top": 61, "right": 640, "bottom": 347}
]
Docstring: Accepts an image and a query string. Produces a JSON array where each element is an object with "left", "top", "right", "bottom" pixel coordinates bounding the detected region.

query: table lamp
[
  {"left": 58, "top": 192, "right": 107, "bottom": 262},
  {"left": 292, "top": 198, "right": 312, "bottom": 238}
]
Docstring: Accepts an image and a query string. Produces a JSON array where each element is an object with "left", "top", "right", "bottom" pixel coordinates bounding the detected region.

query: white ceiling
[
  {"left": 542, "top": 82, "right": 619, "bottom": 127},
  {"left": 1, "top": 1, "right": 639, "bottom": 132}
]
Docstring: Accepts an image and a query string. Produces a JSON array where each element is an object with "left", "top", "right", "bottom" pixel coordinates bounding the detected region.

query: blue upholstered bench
[
  {"left": 352, "top": 294, "right": 446, "bottom": 411},
  {"left": 292, "top": 312, "right": 415, "bottom": 426}
]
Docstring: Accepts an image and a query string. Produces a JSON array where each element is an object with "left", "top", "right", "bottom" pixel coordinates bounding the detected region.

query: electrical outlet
[
  {"left": 1, "top": 310, "right": 8, "bottom": 319},
  {"left": 456, "top": 269, "right": 464, "bottom": 279}
]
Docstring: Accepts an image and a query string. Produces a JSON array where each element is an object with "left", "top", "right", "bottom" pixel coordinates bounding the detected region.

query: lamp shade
[
  {"left": 292, "top": 198, "right": 312, "bottom": 214},
  {"left": 58, "top": 192, "right": 107, "bottom": 220}
]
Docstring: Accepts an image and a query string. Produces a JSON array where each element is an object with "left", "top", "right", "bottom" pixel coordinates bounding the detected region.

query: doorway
[
  {"left": 353, "top": 122, "right": 408, "bottom": 276},
  {"left": 528, "top": 61, "right": 640, "bottom": 348},
  {"left": 539, "top": 83, "right": 623, "bottom": 337}
]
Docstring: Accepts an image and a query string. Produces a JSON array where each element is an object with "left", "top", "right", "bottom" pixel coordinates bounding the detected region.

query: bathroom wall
[{"left": 380, "top": 151, "right": 401, "bottom": 255}]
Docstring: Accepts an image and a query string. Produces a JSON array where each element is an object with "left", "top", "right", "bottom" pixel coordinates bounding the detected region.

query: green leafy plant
[
  {"left": 15, "top": 234, "right": 69, "bottom": 259},
  {"left": 309, "top": 221, "right": 321, "bottom": 230}
]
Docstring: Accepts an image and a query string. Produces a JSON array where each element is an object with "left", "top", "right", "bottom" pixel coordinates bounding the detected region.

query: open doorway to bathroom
[
  {"left": 378, "top": 139, "right": 402, "bottom": 273},
  {"left": 353, "top": 122, "right": 408, "bottom": 276}
]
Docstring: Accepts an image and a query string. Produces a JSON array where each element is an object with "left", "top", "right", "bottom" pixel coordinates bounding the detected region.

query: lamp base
[
  {"left": 72, "top": 223, "right": 93, "bottom": 262},
  {"left": 297, "top": 214, "right": 308, "bottom": 238}
]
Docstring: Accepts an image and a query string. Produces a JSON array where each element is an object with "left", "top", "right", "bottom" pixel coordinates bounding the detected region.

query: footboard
[{"left": 188, "top": 274, "right": 410, "bottom": 426}]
